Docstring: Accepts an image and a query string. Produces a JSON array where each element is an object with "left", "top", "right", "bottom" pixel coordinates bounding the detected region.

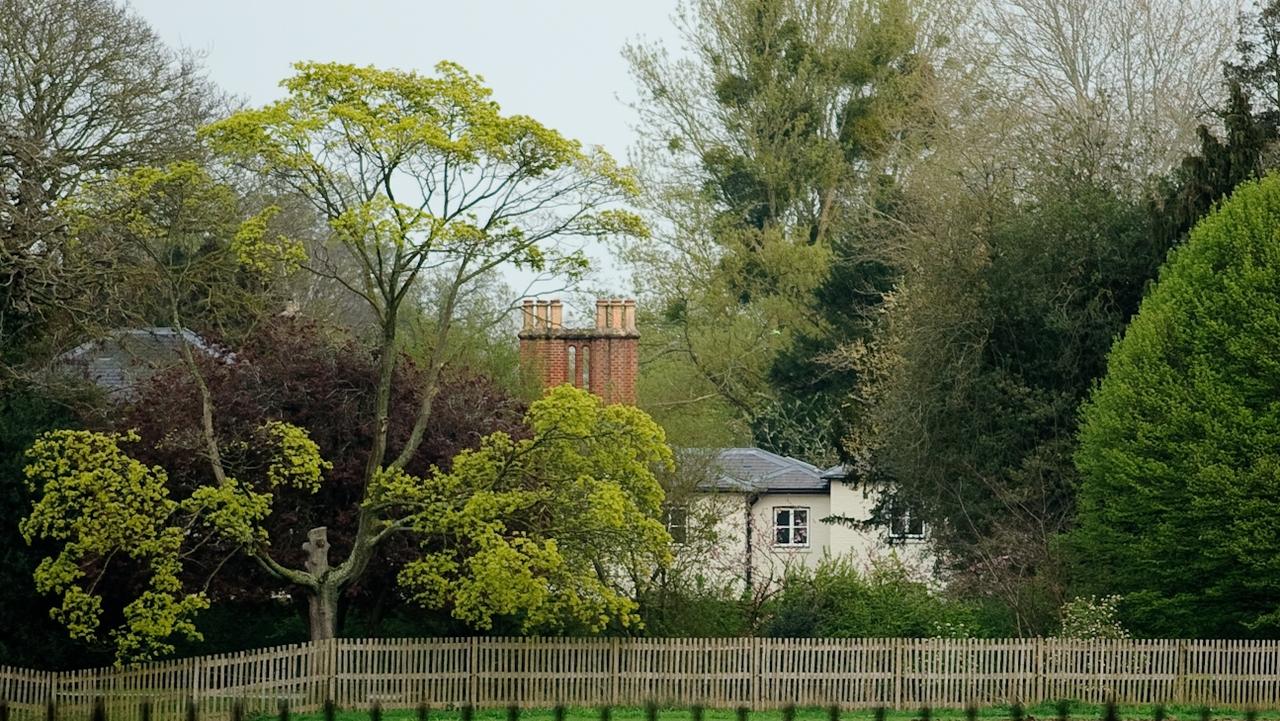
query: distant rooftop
[
  {"left": 59, "top": 327, "right": 229, "bottom": 395},
  {"left": 693, "top": 447, "right": 828, "bottom": 494}
]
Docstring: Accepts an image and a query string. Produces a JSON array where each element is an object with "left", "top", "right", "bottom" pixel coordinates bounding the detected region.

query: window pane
[
  {"left": 909, "top": 514, "right": 924, "bottom": 536},
  {"left": 793, "top": 509, "right": 807, "bottom": 526},
  {"left": 776, "top": 527, "right": 790, "bottom": 545},
  {"left": 671, "top": 523, "right": 687, "bottom": 544},
  {"left": 775, "top": 509, "right": 790, "bottom": 526},
  {"left": 891, "top": 514, "right": 905, "bottom": 536},
  {"left": 794, "top": 527, "right": 807, "bottom": 545}
]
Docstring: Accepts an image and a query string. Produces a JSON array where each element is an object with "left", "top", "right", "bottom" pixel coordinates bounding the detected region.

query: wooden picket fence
[{"left": 5, "top": 638, "right": 1280, "bottom": 720}]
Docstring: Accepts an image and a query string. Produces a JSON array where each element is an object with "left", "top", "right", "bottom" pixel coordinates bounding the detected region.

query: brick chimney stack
[{"left": 518, "top": 298, "right": 639, "bottom": 405}]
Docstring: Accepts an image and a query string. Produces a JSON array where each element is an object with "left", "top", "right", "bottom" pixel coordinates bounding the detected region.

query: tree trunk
[
  {"left": 303, "top": 526, "right": 339, "bottom": 640},
  {"left": 308, "top": 582, "right": 340, "bottom": 640}
]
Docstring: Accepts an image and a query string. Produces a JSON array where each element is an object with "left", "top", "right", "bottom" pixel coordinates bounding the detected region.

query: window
[
  {"left": 567, "top": 346, "right": 577, "bottom": 386},
  {"left": 773, "top": 506, "right": 809, "bottom": 547},
  {"left": 663, "top": 506, "right": 688, "bottom": 544},
  {"left": 888, "top": 504, "right": 926, "bottom": 541}
]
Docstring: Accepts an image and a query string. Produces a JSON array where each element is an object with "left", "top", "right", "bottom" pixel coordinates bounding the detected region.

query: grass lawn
[{"left": 269, "top": 704, "right": 1280, "bottom": 721}]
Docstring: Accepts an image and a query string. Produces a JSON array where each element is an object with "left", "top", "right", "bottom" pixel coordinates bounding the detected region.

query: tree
[
  {"left": 621, "top": 0, "right": 932, "bottom": 463},
  {"left": 23, "top": 383, "right": 673, "bottom": 661},
  {"left": 22, "top": 60, "right": 651, "bottom": 658},
  {"left": 1071, "top": 175, "right": 1280, "bottom": 637},
  {"left": 0, "top": 0, "right": 219, "bottom": 364},
  {"left": 858, "top": 171, "right": 1154, "bottom": 633},
  {"left": 114, "top": 316, "right": 528, "bottom": 637},
  {"left": 977, "top": 0, "right": 1237, "bottom": 184},
  {"left": 0, "top": 380, "right": 98, "bottom": 669},
  {"left": 1226, "top": 0, "right": 1280, "bottom": 129}
]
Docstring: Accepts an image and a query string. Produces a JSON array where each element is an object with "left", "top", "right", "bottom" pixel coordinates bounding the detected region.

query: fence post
[
  {"left": 1174, "top": 639, "right": 1187, "bottom": 705},
  {"left": 190, "top": 654, "right": 202, "bottom": 715},
  {"left": 609, "top": 638, "right": 620, "bottom": 707},
  {"left": 750, "top": 637, "right": 761, "bottom": 711},
  {"left": 467, "top": 637, "right": 479, "bottom": 707},
  {"left": 891, "top": 639, "right": 901, "bottom": 711},
  {"left": 324, "top": 638, "right": 337, "bottom": 707},
  {"left": 1034, "top": 637, "right": 1044, "bottom": 705}
]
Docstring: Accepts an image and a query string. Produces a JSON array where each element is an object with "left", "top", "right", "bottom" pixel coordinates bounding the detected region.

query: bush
[
  {"left": 763, "top": 557, "right": 989, "bottom": 638},
  {"left": 1057, "top": 596, "right": 1129, "bottom": 639},
  {"left": 637, "top": 578, "right": 752, "bottom": 637}
]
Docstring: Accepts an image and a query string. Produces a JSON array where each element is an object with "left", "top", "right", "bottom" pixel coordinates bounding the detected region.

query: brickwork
[{"left": 518, "top": 299, "right": 638, "bottom": 405}]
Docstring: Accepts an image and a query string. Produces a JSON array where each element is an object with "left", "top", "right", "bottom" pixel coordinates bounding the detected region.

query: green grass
[{"left": 265, "top": 704, "right": 1280, "bottom": 721}]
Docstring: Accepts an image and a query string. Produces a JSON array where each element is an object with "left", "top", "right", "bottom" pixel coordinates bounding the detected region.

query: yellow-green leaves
[
  {"left": 182, "top": 478, "right": 272, "bottom": 548},
  {"left": 261, "top": 421, "right": 331, "bottom": 491},
  {"left": 21, "top": 421, "right": 329, "bottom": 663},
  {"left": 233, "top": 206, "right": 306, "bottom": 276},
  {"left": 200, "top": 60, "right": 645, "bottom": 330},
  {"left": 394, "top": 385, "right": 674, "bottom": 633},
  {"left": 20, "top": 430, "right": 205, "bottom": 663}
]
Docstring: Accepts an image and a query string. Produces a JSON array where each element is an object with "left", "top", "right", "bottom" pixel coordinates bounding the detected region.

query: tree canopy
[{"left": 1071, "top": 174, "right": 1280, "bottom": 637}]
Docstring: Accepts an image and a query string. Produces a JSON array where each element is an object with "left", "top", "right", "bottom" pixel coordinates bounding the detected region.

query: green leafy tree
[
  {"left": 862, "top": 174, "right": 1152, "bottom": 634},
  {"left": 1072, "top": 174, "right": 1280, "bottom": 637},
  {"left": 622, "top": 0, "right": 930, "bottom": 463},
  {"left": 23, "top": 60, "right": 650, "bottom": 659}
]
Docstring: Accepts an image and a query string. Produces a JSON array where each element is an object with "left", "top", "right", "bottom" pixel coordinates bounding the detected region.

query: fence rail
[{"left": 5, "top": 638, "right": 1280, "bottom": 720}]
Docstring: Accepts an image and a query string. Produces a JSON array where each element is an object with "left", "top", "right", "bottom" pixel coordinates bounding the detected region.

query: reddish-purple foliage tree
[{"left": 111, "top": 317, "right": 527, "bottom": 632}]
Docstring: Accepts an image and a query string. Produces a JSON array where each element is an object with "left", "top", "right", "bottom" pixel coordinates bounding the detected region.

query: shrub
[
  {"left": 1057, "top": 595, "right": 1129, "bottom": 640},
  {"left": 764, "top": 557, "right": 988, "bottom": 637}
]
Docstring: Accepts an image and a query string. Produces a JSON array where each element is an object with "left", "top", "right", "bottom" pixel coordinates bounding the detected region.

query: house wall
[
  {"left": 680, "top": 483, "right": 934, "bottom": 591},
  {"left": 749, "top": 492, "right": 832, "bottom": 583}
]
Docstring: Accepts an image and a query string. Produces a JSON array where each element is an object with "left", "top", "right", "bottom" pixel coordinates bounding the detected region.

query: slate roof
[
  {"left": 821, "top": 464, "right": 851, "bottom": 480},
  {"left": 696, "top": 447, "right": 829, "bottom": 494},
  {"left": 59, "top": 327, "right": 229, "bottom": 396}
]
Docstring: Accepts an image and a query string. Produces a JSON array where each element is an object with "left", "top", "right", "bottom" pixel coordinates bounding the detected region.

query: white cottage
[{"left": 664, "top": 448, "right": 933, "bottom": 589}]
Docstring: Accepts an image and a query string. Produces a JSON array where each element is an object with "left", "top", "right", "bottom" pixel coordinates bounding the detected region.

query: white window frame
[
  {"left": 887, "top": 503, "right": 926, "bottom": 542},
  {"left": 663, "top": 505, "right": 689, "bottom": 545},
  {"left": 773, "top": 506, "right": 810, "bottom": 547}
]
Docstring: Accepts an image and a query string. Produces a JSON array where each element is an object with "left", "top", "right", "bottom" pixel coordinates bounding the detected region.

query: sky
[{"left": 129, "top": 0, "right": 685, "bottom": 314}]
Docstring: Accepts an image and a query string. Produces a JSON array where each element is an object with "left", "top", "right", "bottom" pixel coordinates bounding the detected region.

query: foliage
[
  {"left": 0, "top": 381, "right": 106, "bottom": 668},
  {"left": 65, "top": 162, "right": 297, "bottom": 343},
  {"left": 118, "top": 316, "right": 528, "bottom": 627},
  {"left": 763, "top": 558, "right": 990, "bottom": 638},
  {"left": 0, "top": 0, "right": 219, "bottom": 367},
  {"left": 862, "top": 173, "right": 1154, "bottom": 634},
  {"left": 1148, "top": 81, "right": 1275, "bottom": 255},
  {"left": 20, "top": 430, "right": 209, "bottom": 662},
  {"left": 14, "top": 58, "right": 649, "bottom": 656},
  {"left": 1071, "top": 174, "right": 1280, "bottom": 637},
  {"left": 379, "top": 385, "right": 674, "bottom": 632},
  {"left": 621, "top": 0, "right": 932, "bottom": 464},
  {"left": 1057, "top": 596, "right": 1129, "bottom": 640},
  {"left": 636, "top": 579, "right": 753, "bottom": 637}
]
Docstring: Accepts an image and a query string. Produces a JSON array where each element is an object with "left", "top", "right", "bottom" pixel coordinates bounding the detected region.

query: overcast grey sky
[
  {"left": 129, "top": 0, "right": 684, "bottom": 307},
  {"left": 131, "top": 0, "right": 681, "bottom": 159}
]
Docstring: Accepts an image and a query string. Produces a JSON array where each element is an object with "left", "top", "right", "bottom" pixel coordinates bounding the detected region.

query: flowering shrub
[{"left": 1058, "top": 595, "right": 1129, "bottom": 639}]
